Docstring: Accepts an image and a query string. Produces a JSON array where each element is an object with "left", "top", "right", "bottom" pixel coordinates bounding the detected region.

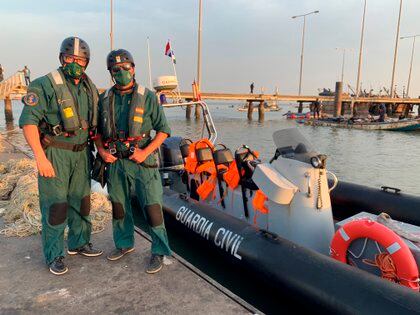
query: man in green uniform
[
  {"left": 19, "top": 37, "right": 102, "bottom": 275},
  {"left": 95, "top": 49, "right": 171, "bottom": 274}
]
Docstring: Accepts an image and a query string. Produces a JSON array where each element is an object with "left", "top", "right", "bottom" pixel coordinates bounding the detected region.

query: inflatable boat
[{"left": 136, "top": 101, "right": 420, "bottom": 313}]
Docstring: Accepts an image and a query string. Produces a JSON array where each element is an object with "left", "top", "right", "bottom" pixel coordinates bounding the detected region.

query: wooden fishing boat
[{"left": 307, "top": 117, "right": 420, "bottom": 131}]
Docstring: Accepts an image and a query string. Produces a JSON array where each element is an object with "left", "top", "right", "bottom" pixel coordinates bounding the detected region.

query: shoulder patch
[{"left": 23, "top": 92, "right": 39, "bottom": 106}]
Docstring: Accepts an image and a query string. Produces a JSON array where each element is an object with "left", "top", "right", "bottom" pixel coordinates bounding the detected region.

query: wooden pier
[
  {"left": 2, "top": 72, "right": 420, "bottom": 122},
  {"left": 166, "top": 91, "right": 420, "bottom": 104},
  {"left": 0, "top": 71, "right": 27, "bottom": 125}
]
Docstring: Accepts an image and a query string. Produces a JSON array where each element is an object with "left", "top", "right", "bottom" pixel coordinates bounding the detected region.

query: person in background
[
  {"left": 378, "top": 103, "right": 386, "bottom": 122},
  {"left": 0, "top": 64, "right": 4, "bottom": 82},
  {"left": 250, "top": 82, "right": 254, "bottom": 94},
  {"left": 313, "top": 98, "right": 322, "bottom": 119},
  {"left": 95, "top": 49, "right": 172, "bottom": 274},
  {"left": 19, "top": 37, "right": 102, "bottom": 276},
  {"left": 23, "top": 66, "right": 31, "bottom": 85}
]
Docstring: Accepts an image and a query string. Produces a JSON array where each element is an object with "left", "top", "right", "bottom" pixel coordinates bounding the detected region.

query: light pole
[
  {"left": 197, "top": 0, "right": 203, "bottom": 90},
  {"left": 110, "top": 0, "right": 114, "bottom": 51},
  {"left": 390, "top": 0, "right": 403, "bottom": 98},
  {"left": 292, "top": 10, "right": 319, "bottom": 96},
  {"left": 351, "top": 0, "right": 367, "bottom": 115},
  {"left": 400, "top": 34, "right": 419, "bottom": 98},
  {"left": 335, "top": 48, "right": 353, "bottom": 84}
]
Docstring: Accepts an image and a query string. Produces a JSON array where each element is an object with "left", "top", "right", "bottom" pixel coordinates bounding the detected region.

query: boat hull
[
  {"left": 308, "top": 118, "right": 420, "bottom": 131},
  {"left": 134, "top": 188, "right": 420, "bottom": 314}
]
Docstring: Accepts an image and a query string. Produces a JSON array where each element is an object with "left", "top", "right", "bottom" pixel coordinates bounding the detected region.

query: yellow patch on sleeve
[
  {"left": 135, "top": 107, "right": 144, "bottom": 114},
  {"left": 63, "top": 107, "right": 74, "bottom": 118},
  {"left": 133, "top": 116, "right": 143, "bottom": 123}
]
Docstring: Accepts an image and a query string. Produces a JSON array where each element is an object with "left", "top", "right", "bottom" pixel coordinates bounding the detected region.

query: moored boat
[
  {"left": 131, "top": 100, "right": 420, "bottom": 313},
  {"left": 307, "top": 117, "right": 420, "bottom": 131}
]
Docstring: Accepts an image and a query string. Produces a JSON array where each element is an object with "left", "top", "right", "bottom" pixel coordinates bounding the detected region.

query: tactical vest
[
  {"left": 100, "top": 84, "right": 148, "bottom": 140},
  {"left": 46, "top": 68, "right": 98, "bottom": 132}
]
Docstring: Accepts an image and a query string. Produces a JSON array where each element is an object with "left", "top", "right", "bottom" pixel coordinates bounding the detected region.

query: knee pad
[
  {"left": 112, "top": 202, "right": 125, "bottom": 220},
  {"left": 145, "top": 204, "right": 163, "bottom": 227},
  {"left": 48, "top": 202, "right": 68, "bottom": 225},
  {"left": 80, "top": 195, "right": 91, "bottom": 216}
]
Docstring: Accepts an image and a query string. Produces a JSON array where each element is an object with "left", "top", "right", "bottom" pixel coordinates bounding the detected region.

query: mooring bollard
[
  {"left": 258, "top": 101, "right": 265, "bottom": 122},
  {"left": 334, "top": 81, "right": 343, "bottom": 117}
]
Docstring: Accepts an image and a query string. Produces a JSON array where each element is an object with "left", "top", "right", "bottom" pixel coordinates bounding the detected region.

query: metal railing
[
  {"left": 0, "top": 72, "right": 26, "bottom": 99},
  {"left": 162, "top": 100, "right": 218, "bottom": 144}
]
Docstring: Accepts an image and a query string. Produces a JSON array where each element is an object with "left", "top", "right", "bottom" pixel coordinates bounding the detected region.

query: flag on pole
[{"left": 165, "top": 41, "right": 176, "bottom": 64}]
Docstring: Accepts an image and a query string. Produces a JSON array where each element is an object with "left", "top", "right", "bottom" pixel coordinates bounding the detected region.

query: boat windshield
[{"left": 272, "top": 128, "right": 314, "bottom": 153}]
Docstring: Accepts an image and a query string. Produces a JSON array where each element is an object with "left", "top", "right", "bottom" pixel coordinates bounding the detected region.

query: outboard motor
[
  {"left": 252, "top": 128, "right": 335, "bottom": 255},
  {"left": 159, "top": 137, "right": 186, "bottom": 193}
]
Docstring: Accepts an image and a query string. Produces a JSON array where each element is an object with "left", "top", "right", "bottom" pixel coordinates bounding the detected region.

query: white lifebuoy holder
[{"left": 330, "top": 219, "right": 419, "bottom": 291}]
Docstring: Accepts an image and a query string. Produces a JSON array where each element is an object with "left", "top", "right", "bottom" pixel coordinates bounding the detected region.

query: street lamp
[
  {"left": 292, "top": 10, "right": 319, "bottom": 96},
  {"left": 400, "top": 34, "right": 420, "bottom": 98}
]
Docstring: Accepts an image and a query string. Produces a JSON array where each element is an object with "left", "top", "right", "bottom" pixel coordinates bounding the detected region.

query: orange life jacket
[
  {"left": 252, "top": 190, "right": 270, "bottom": 224},
  {"left": 184, "top": 139, "right": 214, "bottom": 174}
]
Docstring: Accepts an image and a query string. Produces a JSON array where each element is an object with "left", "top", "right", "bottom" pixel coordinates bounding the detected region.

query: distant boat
[
  {"left": 307, "top": 117, "right": 420, "bottom": 131},
  {"left": 237, "top": 101, "right": 281, "bottom": 112},
  {"left": 285, "top": 111, "right": 311, "bottom": 120}
]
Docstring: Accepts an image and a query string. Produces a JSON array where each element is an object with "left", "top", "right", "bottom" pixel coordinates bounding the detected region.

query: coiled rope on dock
[{"left": 0, "top": 158, "right": 112, "bottom": 237}]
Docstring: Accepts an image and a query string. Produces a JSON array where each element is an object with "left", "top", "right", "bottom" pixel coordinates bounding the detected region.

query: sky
[{"left": 1, "top": 0, "right": 420, "bottom": 96}]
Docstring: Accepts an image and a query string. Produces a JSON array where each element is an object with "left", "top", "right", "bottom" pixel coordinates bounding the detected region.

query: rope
[
  {"left": 0, "top": 159, "right": 112, "bottom": 237},
  {"left": 363, "top": 253, "right": 399, "bottom": 283}
]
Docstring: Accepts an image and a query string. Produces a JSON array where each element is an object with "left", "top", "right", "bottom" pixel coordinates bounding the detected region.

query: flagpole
[
  {"left": 147, "top": 36, "right": 152, "bottom": 89},
  {"left": 169, "top": 41, "right": 181, "bottom": 100},
  {"left": 109, "top": 0, "right": 114, "bottom": 86}
]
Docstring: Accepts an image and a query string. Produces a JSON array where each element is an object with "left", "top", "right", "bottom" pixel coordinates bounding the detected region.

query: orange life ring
[{"left": 330, "top": 219, "right": 419, "bottom": 291}]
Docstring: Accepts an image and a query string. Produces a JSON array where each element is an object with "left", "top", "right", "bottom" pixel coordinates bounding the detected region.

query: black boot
[
  {"left": 146, "top": 254, "right": 163, "bottom": 274},
  {"left": 49, "top": 256, "right": 68, "bottom": 275}
]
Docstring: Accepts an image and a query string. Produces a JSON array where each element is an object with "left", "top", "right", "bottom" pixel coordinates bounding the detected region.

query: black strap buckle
[
  {"left": 52, "top": 125, "right": 63, "bottom": 136},
  {"left": 108, "top": 143, "right": 117, "bottom": 155}
]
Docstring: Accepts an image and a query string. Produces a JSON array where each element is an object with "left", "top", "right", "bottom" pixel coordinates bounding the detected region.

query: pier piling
[
  {"left": 4, "top": 97, "right": 13, "bottom": 123},
  {"left": 334, "top": 81, "right": 343, "bottom": 117},
  {"left": 186, "top": 104, "right": 192, "bottom": 120},
  {"left": 298, "top": 101, "right": 303, "bottom": 113},
  {"left": 258, "top": 101, "right": 265, "bottom": 122},
  {"left": 195, "top": 104, "right": 201, "bottom": 120},
  {"left": 247, "top": 101, "right": 253, "bottom": 120}
]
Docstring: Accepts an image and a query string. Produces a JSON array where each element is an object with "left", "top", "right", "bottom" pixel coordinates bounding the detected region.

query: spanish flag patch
[{"left": 135, "top": 108, "right": 144, "bottom": 114}]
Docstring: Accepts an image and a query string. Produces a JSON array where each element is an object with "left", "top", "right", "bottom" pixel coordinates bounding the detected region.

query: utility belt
[
  {"left": 40, "top": 120, "right": 98, "bottom": 140},
  {"left": 41, "top": 134, "right": 88, "bottom": 152},
  {"left": 39, "top": 121, "right": 96, "bottom": 152},
  {"left": 104, "top": 131, "right": 151, "bottom": 159}
]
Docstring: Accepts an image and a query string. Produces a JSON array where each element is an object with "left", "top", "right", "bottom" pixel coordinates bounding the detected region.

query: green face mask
[
  {"left": 63, "top": 62, "right": 84, "bottom": 79},
  {"left": 113, "top": 70, "right": 133, "bottom": 86}
]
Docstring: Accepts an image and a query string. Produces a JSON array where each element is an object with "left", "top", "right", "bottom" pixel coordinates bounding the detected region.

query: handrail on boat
[{"left": 162, "top": 100, "right": 218, "bottom": 144}]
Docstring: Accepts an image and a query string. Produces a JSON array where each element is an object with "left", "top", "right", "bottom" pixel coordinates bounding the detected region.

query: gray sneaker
[
  {"left": 146, "top": 254, "right": 163, "bottom": 274},
  {"left": 49, "top": 256, "right": 68, "bottom": 275},
  {"left": 67, "top": 243, "right": 103, "bottom": 257},
  {"left": 107, "top": 247, "right": 135, "bottom": 261}
]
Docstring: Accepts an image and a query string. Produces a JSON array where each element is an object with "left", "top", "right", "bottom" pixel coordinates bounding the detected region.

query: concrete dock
[
  {"left": 0, "top": 135, "right": 250, "bottom": 315},
  {"left": 0, "top": 220, "right": 249, "bottom": 314}
]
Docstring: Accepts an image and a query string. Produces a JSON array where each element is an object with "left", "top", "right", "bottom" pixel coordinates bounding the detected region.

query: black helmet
[
  {"left": 59, "top": 36, "right": 90, "bottom": 63},
  {"left": 107, "top": 49, "right": 135, "bottom": 70}
]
